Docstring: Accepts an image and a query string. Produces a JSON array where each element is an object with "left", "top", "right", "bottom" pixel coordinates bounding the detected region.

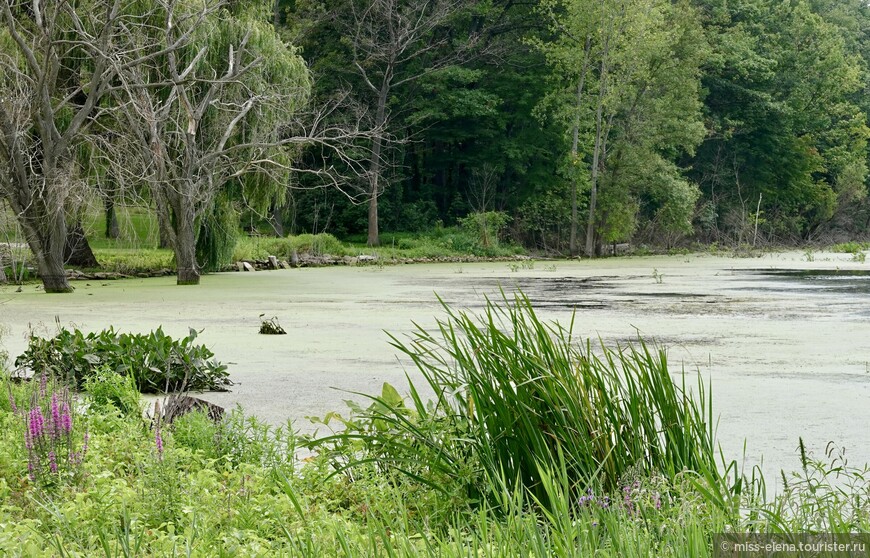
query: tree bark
[
  {"left": 367, "top": 84, "right": 389, "bottom": 247},
  {"left": 26, "top": 217, "right": 72, "bottom": 293},
  {"left": 105, "top": 195, "right": 119, "bottom": 239},
  {"left": 153, "top": 188, "right": 175, "bottom": 249},
  {"left": 569, "top": 37, "right": 592, "bottom": 258},
  {"left": 9, "top": 180, "right": 74, "bottom": 293},
  {"left": 64, "top": 221, "right": 99, "bottom": 267},
  {"left": 173, "top": 198, "right": 200, "bottom": 285}
]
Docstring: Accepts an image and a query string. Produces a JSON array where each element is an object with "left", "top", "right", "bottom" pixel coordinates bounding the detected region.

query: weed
[
  {"left": 15, "top": 326, "right": 230, "bottom": 393},
  {"left": 831, "top": 241, "right": 870, "bottom": 254},
  {"left": 259, "top": 315, "right": 287, "bottom": 335}
]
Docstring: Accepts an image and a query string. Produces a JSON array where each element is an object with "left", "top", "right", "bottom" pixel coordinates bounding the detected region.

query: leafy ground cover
[
  {"left": 0, "top": 297, "right": 868, "bottom": 556},
  {"left": 15, "top": 327, "right": 231, "bottom": 393}
]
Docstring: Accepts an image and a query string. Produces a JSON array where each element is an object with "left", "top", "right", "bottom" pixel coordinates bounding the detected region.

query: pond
[{"left": 2, "top": 250, "right": 869, "bottom": 479}]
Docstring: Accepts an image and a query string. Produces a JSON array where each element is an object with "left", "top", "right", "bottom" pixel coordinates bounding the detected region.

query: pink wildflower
[{"left": 29, "top": 407, "right": 45, "bottom": 440}]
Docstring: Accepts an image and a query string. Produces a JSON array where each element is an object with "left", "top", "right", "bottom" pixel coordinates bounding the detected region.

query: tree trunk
[
  {"left": 367, "top": 180, "right": 380, "bottom": 247},
  {"left": 153, "top": 188, "right": 175, "bottom": 249},
  {"left": 367, "top": 83, "right": 389, "bottom": 247},
  {"left": 105, "top": 195, "right": 120, "bottom": 239},
  {"left": 585, "top": 96, "right": 605, "bottom": 257},
  {"left": 569, "top": 38, "right": 592, "bottom": 258},
  {"left": 38, "top": 250, "right": 72, "bottom": 293},
  {"left": 586, "top": 38, "right": 611, "bottom": 258},
  {"left": 270, "top": 203, "right": 285, "bottom": 237},
  {"left": 64, "top": 221, "right": 99, "bottom": 268},
  {"left": 26, "top": 220, "right": 72, "bottom": 293},
  {"left": 174, "top": 200, "right": 200, "bottom": 285}
]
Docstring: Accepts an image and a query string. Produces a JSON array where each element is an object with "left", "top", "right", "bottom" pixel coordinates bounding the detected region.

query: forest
[{"left": 2, "top": 0, "right": 870, "bottom": 291}]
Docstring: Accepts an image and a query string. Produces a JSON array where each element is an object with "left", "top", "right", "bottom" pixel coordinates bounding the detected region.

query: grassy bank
[{"left": 1, "top": 296, "right": 868, "bottom": 556}]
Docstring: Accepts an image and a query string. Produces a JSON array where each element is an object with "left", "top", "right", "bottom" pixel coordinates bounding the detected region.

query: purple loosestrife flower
[
  {"left": 8, "top": 394, "right": 17, "bottom": 414},
  {"left": 39, "top": 372, "right": 47, "bottom": 399},
  {"left": 623, "top": 485, "right": 636, "bottom": 516},
  {"left": 50, "top": 393, "right": 61, "bottom": 439},
  {"left": 48, "top": 451, "right": 57, "bottom": 474},
  {"left": 60, "top": 402, "right": 72, "bottom": 435},
  {"left": 29, "top": 407, "right": 45, "bottom": 441}
]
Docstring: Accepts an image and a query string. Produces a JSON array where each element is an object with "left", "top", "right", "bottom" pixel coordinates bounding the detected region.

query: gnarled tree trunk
[
  {"left": 65, "top": 221, "right": 99, "bottom": 267},
  {"left": 172, "top": 196, "right": 200, "bottom": 285}
]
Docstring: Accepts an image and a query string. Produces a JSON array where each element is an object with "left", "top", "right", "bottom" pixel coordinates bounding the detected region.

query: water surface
[{"left": 2, "top": 250, "right": 868, "bottom": 478}]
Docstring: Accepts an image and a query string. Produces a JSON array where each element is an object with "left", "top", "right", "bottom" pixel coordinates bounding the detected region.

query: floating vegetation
[{"left": 258, "top": 315, "right": 287, "bottom": 335}]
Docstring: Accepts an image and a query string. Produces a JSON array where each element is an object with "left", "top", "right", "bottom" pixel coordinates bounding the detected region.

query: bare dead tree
[
  {"left": 106, "top": 3, "right": 377, "bottom": 285},
  {"left": 343, "top": 0, "right": 480, "bottom": 246}
]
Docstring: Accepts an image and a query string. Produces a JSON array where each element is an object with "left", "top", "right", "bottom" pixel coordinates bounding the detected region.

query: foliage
[
  {"left": 691, "top": 0, "right": 870, "bottom": 241},
  {"left": 2, "top": 313, "right": 870, "bottom": 554},
  {"left": 831, "top": 241, "right": 870, "bottom": 253},
  {"left": 458, "top": 211, "right": 511, "bottom": 251},
  {"left": 195, "top": 195, "right": 240, "bottom": 273},
  {"left": 15, "top": 327, "right": 231, "bottom": 393},
  {"left": 310, "top": 293, "right": 718, "bottom": 513},
  {"left": 9, "top": 371, "right": 88, "bottom": 488},
  {"left": 259, "top": 315, "right": 287, "bottom": 335},
  {"left": 82, "top": 368, "right": 142, "bottom": 419},
  {"left": 92, "top": 248, "right": 175, "bottom": 274}
]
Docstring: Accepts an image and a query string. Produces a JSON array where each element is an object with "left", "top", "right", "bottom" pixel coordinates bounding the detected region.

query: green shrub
[
  {"left": 288, "top": 233, "right": 347, "bottom": 256},
  {"left": 82, "top": 368, "right": 142, "bottom": 418},
  {"left": 171, "top": 408, "right": 220, "bottom": 458},
  {"left": 831, "top": 241, "right": 870, "bottom": 254},
  {"left": 458, "top": 211, "right": 511, "bottom": 251},
  {"left": 15, "top": 327, "right": 231, "bottom": 393},
  {"left": 93, "top": 248, "right": 174, "bottom": 273}
]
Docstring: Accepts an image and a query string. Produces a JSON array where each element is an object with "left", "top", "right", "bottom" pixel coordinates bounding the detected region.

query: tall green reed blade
[{"left": 327, "top": 290, "right": 722, "bottom": 511}]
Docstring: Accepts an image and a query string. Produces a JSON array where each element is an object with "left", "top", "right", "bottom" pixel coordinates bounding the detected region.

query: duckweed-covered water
[{"left": 2, "top": 250, "right": 869, "bottom": 478}]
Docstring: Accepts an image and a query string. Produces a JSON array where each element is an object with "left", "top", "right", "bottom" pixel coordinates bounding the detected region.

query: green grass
[
  {"left": 830, "top": 241, "right": 870, "bottom": 254},
  {"left": 81, "top": 205, "right": 161, "bottom": 250},
  {"left": 93, "top": 248, "right": 175, "bottom": 273},
  {"left": 1, "top": 297, "right": 869, "bottom": 556}
]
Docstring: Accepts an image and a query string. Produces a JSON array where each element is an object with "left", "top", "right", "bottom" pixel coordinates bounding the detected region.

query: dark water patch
[
  {"left": 619, "top": 292, "right": 712, "bottom": 299},
  {"left": 746, "top": 268, "right": 870, "bottom": 296},
  {"left": 753, "top": 268, "right": 870, "bottom": 278},
  {"left": 431, "top": 276, "right": 620, "bottom": 311}
]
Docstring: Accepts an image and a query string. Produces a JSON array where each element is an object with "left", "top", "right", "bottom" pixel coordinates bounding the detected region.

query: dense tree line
[
  {"left": 2, "top": 0, "right": 869, "bottom": 291},
  {"left": 280, "top": 0, "right": 870, "bottom": 252}
]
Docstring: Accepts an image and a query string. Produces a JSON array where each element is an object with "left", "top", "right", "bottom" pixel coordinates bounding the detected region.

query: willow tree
[
  {"left": 0, "top": 0, "right": 128, "bottom": 292},
  {"left": 112, "top": 1, "right": 310, "bottom": 285}
]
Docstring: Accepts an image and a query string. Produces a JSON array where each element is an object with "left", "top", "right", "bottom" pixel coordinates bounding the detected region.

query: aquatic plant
[
  {"left": 15, "top": 326, "right": 231, "bottom": 393},
  {"left": 311, "top": 292, "right": 718, "bottom": 512},
  {"left": 259, "top": 315, "right": 287, "bottom": 335}
]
